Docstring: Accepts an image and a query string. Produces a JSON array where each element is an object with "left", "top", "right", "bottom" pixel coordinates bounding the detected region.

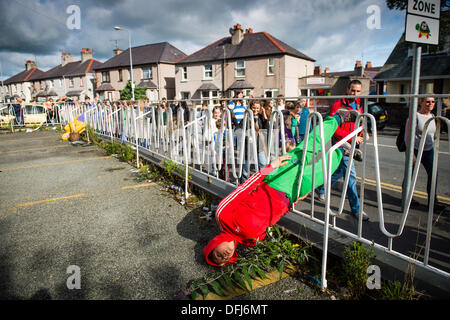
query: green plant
[
  {"left": 119, "top": 81, "right": 148, "bottom": 100},
  {"left": 342, "top": 241, "right": 374, "bottom": 299},
  {"left": 378, "top": 280, "right": 421, "bottom": 300},
  {"left": 177, "top": 226, "right": 313, "bottom": 300}
]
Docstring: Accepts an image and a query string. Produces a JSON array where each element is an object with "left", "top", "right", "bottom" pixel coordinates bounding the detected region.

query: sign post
[{"left": 402, "top": 0, "right": 441, "bottom": 211}]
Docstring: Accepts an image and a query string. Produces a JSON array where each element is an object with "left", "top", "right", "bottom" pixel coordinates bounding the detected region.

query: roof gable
[
  {"left": 5, "top": 68, "right": 45, "bottom": 84},
  {"left": 176, "top": 32, "right": 315, "bottom": 64},
  {"left": 95, "top": 42, "right": 186, "bottom": 70}
]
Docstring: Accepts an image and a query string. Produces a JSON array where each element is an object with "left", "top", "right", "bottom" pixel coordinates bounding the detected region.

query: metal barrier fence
[{"left": 48, "top": 94, "right": 450, "bottom": 291}]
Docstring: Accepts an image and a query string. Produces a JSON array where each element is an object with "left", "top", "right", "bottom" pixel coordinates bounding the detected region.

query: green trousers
[{"left": 263, "top": 116, "right": 343, "bottom": 204}]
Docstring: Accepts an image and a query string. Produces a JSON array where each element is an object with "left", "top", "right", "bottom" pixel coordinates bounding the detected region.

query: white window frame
[
  {"left": 59, "top": 79, "right": 63, "bottom": 87},
  {"left": 143, "top": 67, "right": 152, "bottom": 79},
  {"left": 264, "top": 88, "right": 279, "bottom": 98},
  {"left": 181, "top": 66, "right": 188, "bottom": 81},
  {"left": 102, "top": 71, "right": 110, "bottom": 83},
  {"left": 267, "top": 57, "right": 275, "bottom": 75},
  {"left": 69, "top": 77, "right": 74, "bottom": 88},
  {"left": 201, "top": 90, "right": 219, "bottom": 105},
  {"left": 180, "top": 91, "right": 190, "bottom": 100},
  {"left": 235, "top": 60, "right": 245, "bottom": 77},
  {"left": 203, "top": 65, "right": 213, "bottom": 80}
]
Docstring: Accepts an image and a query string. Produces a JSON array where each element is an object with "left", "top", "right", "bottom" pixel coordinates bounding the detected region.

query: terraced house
[
  {"left": 31, "top": 48, "right": 102, "bottom": 102},
  {"left": 93, "top": 42, "right": 186, "bottom": 102},
  {"left": 3, "top": 60, "right": 45, "bottom": 102},
  {"left": 175, "top": 24, "right": 316, "bottom": 106}
]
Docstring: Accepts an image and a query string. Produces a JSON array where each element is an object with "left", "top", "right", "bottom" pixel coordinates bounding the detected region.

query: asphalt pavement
[
  {"left": 0, "top": 127, "right": 448, "bottom": 300},
  {"left": 0, "top": 130, "right": 329, "bottom": 300}
]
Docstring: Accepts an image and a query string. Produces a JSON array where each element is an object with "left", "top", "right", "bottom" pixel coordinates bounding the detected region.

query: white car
[
  {"left": 0, "top": 105, "right": 15, "bottom": 126},
  {"left": 23, "top": 105, "right": 47, "bottom": 127}
]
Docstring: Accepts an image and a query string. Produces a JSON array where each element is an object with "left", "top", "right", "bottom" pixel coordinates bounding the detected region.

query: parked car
[
  {"left": 23, "top": 104, "right": 47, "bottom": 127},
  {"left": 367, "top": 102, "right": 388, "bottom": 131},
  {"left": 0, "top": 105, "right": 15, "bottom": 126}
]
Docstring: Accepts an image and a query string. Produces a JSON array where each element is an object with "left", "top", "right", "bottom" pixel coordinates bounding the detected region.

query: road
[{"left": 0, "top": 128, "right": 448, "bottom": 300}]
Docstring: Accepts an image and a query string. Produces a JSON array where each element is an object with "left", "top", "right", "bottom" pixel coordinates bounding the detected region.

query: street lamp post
[
  {"left": 114, "top": 26, "right": 134, "bottom": 101},
  {"left": 0, "top": 62, "right": 5, "bottom": 103}
]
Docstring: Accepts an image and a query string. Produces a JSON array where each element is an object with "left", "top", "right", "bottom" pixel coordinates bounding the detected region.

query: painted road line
[
  {"left": 0, "top": 156, "right": 112, "bottom": 172},
  {"left": 0, "top": 144, "right": 68, "bottom": 155},
  {"left": 366, "top": 142, "right": 450, "bottom": 155},
  {"left": 0, "top": 135, "right": 60, "bottom": 143},
  {"left": 357, "top": 177, "right": 450, "bottom": 204},
  {"left": 121, "top": 182, "right": 158, "bottom": 190},
  {"left": 15, "top": 193, "right": 86, "bottom": 208}
]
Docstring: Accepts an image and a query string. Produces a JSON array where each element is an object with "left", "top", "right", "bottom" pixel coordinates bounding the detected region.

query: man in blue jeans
[{"left": 316, "top": 80, "right": 369, "bottom": 221}]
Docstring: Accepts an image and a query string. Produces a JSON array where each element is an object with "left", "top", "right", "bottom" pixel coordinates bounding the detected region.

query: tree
[
  {"left": 120, "top": 81, "right": 148, "bottom": 101},
  {"left": 386, "top": 0, "right": 450, "bottom": 51}
]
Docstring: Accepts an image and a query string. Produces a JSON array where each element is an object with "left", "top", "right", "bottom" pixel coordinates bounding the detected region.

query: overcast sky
[{"left": 0, "top": 0, "right": 406, "bottom": 79}]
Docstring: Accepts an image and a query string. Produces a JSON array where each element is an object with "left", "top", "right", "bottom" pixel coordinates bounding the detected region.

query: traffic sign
[
  {"left": 405, "top": 0, "right": 441, "bottom": 45},
  {"left": 407, "top": 0, "right": 441, "bottom": 18},
  {"left": 405, "top": 14, "right": 440, "bottom": 45}
]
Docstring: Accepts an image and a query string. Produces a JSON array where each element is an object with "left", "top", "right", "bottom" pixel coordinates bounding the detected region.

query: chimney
[
  {"left": 81, "top": 48, "right": 93, "bottom": 63},
  {"left": 365, "top": 61, "right": 373, "bottom": 69},
  {"left": 229, "top": 24, "right": 244, "bottom": 45},
  {"left": 324, "top": 67, "right": 330, "bottom": 74},
  {"left": 61, "top": 51, "right": 73, "bottom": 66},
  {"left": 354, "top": 60, "right": 364, "bottom": 76},
  {"left": 245, "top": 28, "right": 253, "bottom": 34},
  {"left": 113, "top": 47, "right": 123, "bottom": 56},
  {"left": 314, "top": 66, "right": 322, "bottom": 76},
  {"left": 25, "top": 60, "right": 36, "bottom": 71}
]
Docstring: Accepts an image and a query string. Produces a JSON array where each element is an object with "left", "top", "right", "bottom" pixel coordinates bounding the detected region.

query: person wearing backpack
[{"left": 402, "top": 97, "right": 446, "bottom": 212}]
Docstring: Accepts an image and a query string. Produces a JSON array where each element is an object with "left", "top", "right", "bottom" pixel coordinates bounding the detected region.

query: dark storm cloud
[{"left": 0, "top": 0, "right": 404, "bottom": 79}]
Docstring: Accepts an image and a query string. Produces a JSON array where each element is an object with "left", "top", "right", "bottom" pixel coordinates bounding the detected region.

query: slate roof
[
  {"left": 374, "top": 33, "right": 450, "bottom": 81},
  {"left": 65, "top": 59, "right": 103, "bottom": 77},
  {"left": 176, "top": 32, "right": 315, "bottom": 65},
  {"left": 137, "top": 80, "right": 157, "bottom": 88},
  {"left": 96, "top": 83, "right": 115, "bottom": 91},
  {"left": 228, "top": 79, "right": 255, "bottom": 90},
  {"left": 95, "top": 42, "right": 186, "bottom": 71},
  {"left": 4, "top": 68, "right": 45, "bottom": 85},
  {"left": 32, "top": 58, "right": 101, "bottom": 81}
]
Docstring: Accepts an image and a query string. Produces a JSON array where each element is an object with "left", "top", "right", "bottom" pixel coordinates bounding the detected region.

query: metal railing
[{"left": 54, "top": 94, "right": 449, "bottom": 292}]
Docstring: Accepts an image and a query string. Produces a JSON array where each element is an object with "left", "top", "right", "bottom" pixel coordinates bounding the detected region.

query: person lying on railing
[{"left": 204, "top": 108, "right": 359, "bottom": 266}]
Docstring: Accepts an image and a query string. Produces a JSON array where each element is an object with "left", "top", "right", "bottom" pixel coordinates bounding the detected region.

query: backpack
[
  {"left": 396, "top": 116, "right": 417, "bottom": 152},
  {"left": 396, "top": 119, "right": 407, "bottom": 152}
]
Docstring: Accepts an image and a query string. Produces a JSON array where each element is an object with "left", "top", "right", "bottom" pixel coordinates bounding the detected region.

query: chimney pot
[
  {"left": 314, "top": 66, "right": 322, "bottom": 76},
  {"left": 231, "top": 24, "right": 244, "bottom": 45},
  {"left": 365, "top": 61, "right": 372, "bottom": 69}
]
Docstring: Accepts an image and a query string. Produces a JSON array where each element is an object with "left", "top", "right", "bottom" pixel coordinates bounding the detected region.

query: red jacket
[
  {"left": 204, "top": 164, "right": 290, "bottom": 266},
  {"left": 329, "top": 97, "right": 362, "bottom": 142}
]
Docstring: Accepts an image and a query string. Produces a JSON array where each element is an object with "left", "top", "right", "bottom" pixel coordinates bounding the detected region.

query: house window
[
  {"left": 235, "top": 60, "right": 245, "bottom": 77},
  {"left": 80, "top": 77, "right": 84, "bottom": 87},
  {"left": 40, "top": 81, "right": 44, "bottom": 90},
  {"left": 102, "top": 71, "right": 110, "bottom": 83},
  {"left": 180, "top": 91, "right": 190, "bottom": 100},
  {"left": 201, "top": 90, "right": 219, "bottom": 105},
  {"left": 181, "top": 66, "right": 188, "bottom": 81},
  {"left": 264, "top": 89, "right": 279, "bottom": 98},
  {"left": 48, "top": 80, "right": 53, "bottom": 88},
  {"left": 69, "top": 78, "right": 74, "bottom": 88},
  {"left": 118, "top": 69, "right": 123, "bottom": 82},
  {"left": 204, "top": 65, "right": 213, "bottom": 80},
  {"left": 267, "top": 58, "right": 275, "bottom": 75},
  {"left": 143, "top": 67, "right": 152, "bottom": 79},
  {"left": 59, "top": 79, "right": 63, "bottom": 87}
]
